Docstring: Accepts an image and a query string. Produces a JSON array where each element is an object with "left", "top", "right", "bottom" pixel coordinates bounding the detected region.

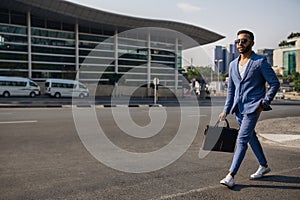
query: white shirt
[{"left": 239, "top": 60, "right": 250, "bottom": 79}]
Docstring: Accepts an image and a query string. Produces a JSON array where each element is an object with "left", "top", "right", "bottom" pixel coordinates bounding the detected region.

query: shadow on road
[{"left": 231, "top": 175, "right": 300, "bottom": 191}]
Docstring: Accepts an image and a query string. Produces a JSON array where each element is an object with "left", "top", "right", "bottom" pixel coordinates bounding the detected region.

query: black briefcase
[{"left": 202, "top": 119, "right": 238, "bottom": 153}]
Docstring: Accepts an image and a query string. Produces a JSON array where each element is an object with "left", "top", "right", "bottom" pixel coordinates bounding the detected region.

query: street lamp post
[
  {"left": 210, "top": 64, "right": 213, "bottom": 84},
  {"left": 215, "top": 59, "right": 223, "bottom": 92}
]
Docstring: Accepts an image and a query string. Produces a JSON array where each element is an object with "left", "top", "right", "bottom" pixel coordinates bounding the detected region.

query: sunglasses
[{"left": 234, "top": 38, "right": 248, "bottom": 44}]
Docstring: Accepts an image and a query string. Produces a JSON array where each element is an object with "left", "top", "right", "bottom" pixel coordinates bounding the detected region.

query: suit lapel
[
  {"left": 241, "top": 60, "right": 253, "bottom": 82},
  {"left": 235, "top": 56, "right": 242, "bottom": 81}
]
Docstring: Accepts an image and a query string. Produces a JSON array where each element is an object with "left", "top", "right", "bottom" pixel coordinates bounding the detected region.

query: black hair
[{"left": 237, "top": 30, "right": 254, "bottom": 41}]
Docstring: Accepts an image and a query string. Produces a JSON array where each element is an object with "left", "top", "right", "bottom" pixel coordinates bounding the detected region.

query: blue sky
[{"left": 68, "top": 0, "right": 300, "bottom": 66}]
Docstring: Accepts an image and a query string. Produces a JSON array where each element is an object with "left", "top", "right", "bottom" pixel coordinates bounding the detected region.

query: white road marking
[
  {"left": 0, "top": 120, "right": 38, "bottom": 124},
  {"left": 188, "top": 115, "right": 207, "bottom": 117},
  {"left": 153, "top": 166, "right": 300, "bottom": 200},
  {"left": 153, "top": 185, "right": 222, "bottom": 200},
  {"left": 260, "top": 134, "right": 300, "bottom": 142}
]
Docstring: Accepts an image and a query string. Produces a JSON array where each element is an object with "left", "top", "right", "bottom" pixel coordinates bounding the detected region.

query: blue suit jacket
[{"left": 224, "top": 52, "right": 280, "bottom": 115}]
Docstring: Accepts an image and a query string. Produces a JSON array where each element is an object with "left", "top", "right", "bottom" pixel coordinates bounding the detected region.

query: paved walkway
[{"left": 256, "top": 117, "right": 300, "bottom": 149}]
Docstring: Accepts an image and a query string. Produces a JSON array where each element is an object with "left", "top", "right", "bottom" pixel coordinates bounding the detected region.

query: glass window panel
[
  {"left": 1, "top": 34, "right": 27, "bottom": 44},
  {"left": 0, "top": 52, "right": 27, "bottom": 60},
  {"left": 11, "top": 12, "right": 27, "bottom": 26},
  {"left": 32, "top": 54, "right": 75, "bottom": 63},
  {"left": 47, "top": 20, "right": 61, "bottom": 30},
  {"left": 79, "top": 42, "right": 113, "bottom": 50},
  {"left": 151, "top": 68, "right": 175, "bottom": 74},
  {"left": 32, "top": 63, "right": 75, "bottom": 71},
  {"left": 62, "top": 23, "right": 74, "bottom": 31},
  {"left": 0, "top": 8, "right": 9, "bottom": 14},
  {"left": 31, "top": 17, "right": 45, "bottom": 28},
  {"left": 32, "top": 46, "right": 75, "bottom": 55},
  {"left": 151, "top": 49, "right": 175, "bottom": 56},
  {"left": 103, "top": 29, "right": 114, "bottom": 36},
  {"left": 118, "top": 60, "right": 147, "bottom": 66},
  {"left": 80, "top": 49, "right": 114, "bottom": 57},
  {"left": 79, "top": 57, "right": 114, "bottom": 64},
  {"left": 90, "top": 28, "right": 103, "bottom": 35},
  {"left": 31, "top": 28, "right": 75, "bottom": 39},
  {"left": 79, "top": 65, "right": 114, "bottom": 72},
  {"left": 0, "top": 43, "right": 27, "bottom": 52},
  {"left": 151, "top": 42, "right": 175, "bottom": 50},
  {"left": 32, "top": 71, "right": 76, "bottom": 80},
  {"left": 0, "top": 25, "right": 27, "bottom": 34},
  {"left": 119, "top": 53, "right": 147, "bottom": 60},
  {"left": 119, "top": 38, "right": 147, "bottom": 47},
  {"left": 0, "top": 13, "right": 9, "bottom": 23},
  {"left": 31, "top": 29, "right": 47, "bottom": 37},
  {"left": 79, "top": 26, "right": 90, "bottom": 33},
  {"left": 79, "top": 73, "right": 116, "bottom": 85},
  {"left": 79, "top": 49, "right": 91, "bottom": 57},
  {"left": 0, "top": 62, "right": 28, "bottom": 69},
  {"left": 118, "top": 47, "right": 148, "bottom": 55},
  {"left": 79, "top": 34, "right": 110, "bottom": 43},
  {"left": 0, "top": 71, "right": 28, "bottom": 77},
  {"left": 151, "top": 55, "right": 175, "bottom": 62},
  {"left": 31, "top": 37, "right": 75, "bottom": 47},
  {"left": 151, "top": 62, "right": 175, "bottom": 68}
]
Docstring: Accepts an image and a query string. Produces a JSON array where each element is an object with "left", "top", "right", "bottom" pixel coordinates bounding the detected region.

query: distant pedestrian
[
  {"left": 194, "top": 80, "right": 200, "bottom": 96},
  {"left": 218, "top": 30, "right": 280, "bottom": 188}
]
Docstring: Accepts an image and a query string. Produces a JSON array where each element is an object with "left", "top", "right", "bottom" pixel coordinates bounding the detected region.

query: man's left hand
[{"left": 256, "top": 105, "right": 264, "bottom": 113}]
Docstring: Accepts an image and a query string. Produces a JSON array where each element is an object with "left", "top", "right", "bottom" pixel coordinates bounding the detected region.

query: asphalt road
[{"left": 0, "top": 105, "right": 300, "bottom": 200}]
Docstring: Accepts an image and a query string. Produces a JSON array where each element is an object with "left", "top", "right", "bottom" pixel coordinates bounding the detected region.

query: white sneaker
[
  {"left": 250, "top": 165, "right": 271, "bottom": 179},
  {"left": 220, "top": 174, "right": 235, "bottom": 188}
]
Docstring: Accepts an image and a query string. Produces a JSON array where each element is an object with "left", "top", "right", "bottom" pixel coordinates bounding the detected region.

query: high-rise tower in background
[{"left": 214, "top": 44, "right": 239, "bottom": 74}]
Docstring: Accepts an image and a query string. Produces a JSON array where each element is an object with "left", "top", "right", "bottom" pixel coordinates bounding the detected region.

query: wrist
[
  {"left": 261, "top": 102, "right": 269, "bottom": 111},
  {"left": 260, "top": 102, "right": 272, "bottom": 111}
]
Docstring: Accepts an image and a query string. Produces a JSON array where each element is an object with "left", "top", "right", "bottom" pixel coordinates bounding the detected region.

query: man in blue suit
[{"left": 219, "top": 30, "right": 280, "bottom": 188}]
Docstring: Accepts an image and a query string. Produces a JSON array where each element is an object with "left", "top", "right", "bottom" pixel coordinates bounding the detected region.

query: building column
[
  {"left": 147, "top": 32, "right": 151, "bottom": 90},
  {"left": 114, "top": 30, "right": 118, "bottom": 74},
  {"left": 27, "top": 11, "right": 32, "bottom": 79},
  {"left": 75, "top": 22, "right": 79, "bottom": 80},
  {"left": 114, "top": 30, "right": 119, "bottom": 97},
  {"left": 174, "top": 38, "right": 179, "bottom": 93}
]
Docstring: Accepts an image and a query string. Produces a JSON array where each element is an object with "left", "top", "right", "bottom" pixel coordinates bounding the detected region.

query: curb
[
  {"left": 0, "top": 104, "right": 164, "bottom": 108},
  {"left": 0, "top": 104, "right": 63, "bottom": 108},
  {"left": 69, "top": 104, "right": 163, "bottom": 108}
]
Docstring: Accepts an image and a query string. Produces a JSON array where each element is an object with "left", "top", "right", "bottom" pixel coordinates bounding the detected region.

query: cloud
[{"left": 177, "top": 2, "right": 202, "bottom": 12}]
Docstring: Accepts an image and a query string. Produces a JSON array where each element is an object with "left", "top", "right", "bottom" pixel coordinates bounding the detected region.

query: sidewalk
[
  {"left": 284, "top": 92, "right": 300, "bottom": 101},
  {"left": 256, "top": 117, "right": 300, "bottom": 149}
]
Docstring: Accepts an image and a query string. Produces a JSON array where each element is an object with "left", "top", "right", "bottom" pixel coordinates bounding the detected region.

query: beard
[{"left": 238, "top": 43, "right": 252, "bottom": 54}]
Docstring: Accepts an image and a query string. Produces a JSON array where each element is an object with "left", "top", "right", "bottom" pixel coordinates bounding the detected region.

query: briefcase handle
[{"left": 215, "top": 118, "right": 230, "bottom": 128}]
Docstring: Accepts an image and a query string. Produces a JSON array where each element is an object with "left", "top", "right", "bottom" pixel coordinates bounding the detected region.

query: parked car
[{"left": 275, "top": 92, "right": 285, "bottom": 99}]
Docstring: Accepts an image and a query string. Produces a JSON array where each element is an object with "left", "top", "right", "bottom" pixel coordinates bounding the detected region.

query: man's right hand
[{"left": 218, "top": 112, "right": 227, "bottom": 121}]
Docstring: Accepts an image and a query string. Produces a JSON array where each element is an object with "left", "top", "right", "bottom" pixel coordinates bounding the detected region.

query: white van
[
  {"left": 0, "top": 76, "right": 41, "bottom": 97},
  {"left": 45, "top": 79, "right": 89, "bottom": 98}
]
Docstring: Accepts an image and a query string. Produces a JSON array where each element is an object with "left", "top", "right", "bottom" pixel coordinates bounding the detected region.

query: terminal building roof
[{"left": 2, "top": 0, "right": 224, "bottom": 49}]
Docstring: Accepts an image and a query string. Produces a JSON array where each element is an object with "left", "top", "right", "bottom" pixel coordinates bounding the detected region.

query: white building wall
[{"left": 273, "top": 38, "right": 300, "bottom": 75}]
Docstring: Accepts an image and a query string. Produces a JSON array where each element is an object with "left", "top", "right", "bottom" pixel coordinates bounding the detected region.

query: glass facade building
[
  {"left": 283, "top": 50, "right": 296, "bottom": 75},
  {"left": 214, "top": 44, "right": 239, "bottom": 74},
  {"left": 0, "top": 0, "right": 223, "bottom": 95},
  {"left": 274, "top": 37, "right": 300, "bottom": 76}
]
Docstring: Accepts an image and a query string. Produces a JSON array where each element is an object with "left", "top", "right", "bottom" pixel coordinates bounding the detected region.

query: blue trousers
[{"left": 229, "top": 111, "right": 268, "bottom": 174}]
